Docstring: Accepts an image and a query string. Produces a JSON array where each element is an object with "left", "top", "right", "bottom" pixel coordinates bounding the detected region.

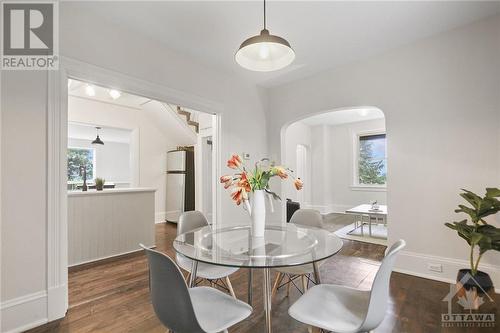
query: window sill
[{"left": 350, "top": 185, "right": 387, "bottom": 192}]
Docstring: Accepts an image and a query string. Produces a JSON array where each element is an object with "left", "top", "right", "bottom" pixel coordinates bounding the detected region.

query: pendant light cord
[{"left": 263, "top": 0, "right": 267, "bottom": 30}]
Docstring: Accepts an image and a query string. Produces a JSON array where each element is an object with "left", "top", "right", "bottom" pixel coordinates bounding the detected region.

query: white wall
[
  {"left": 67, "top": 138, "right": 131, "bottom": 185},
  {"left": 269, "top": 16, "right": 500, "bottom": 287},
  {"left": 1, "top": 4, "right": 268, "bottom": 332}
]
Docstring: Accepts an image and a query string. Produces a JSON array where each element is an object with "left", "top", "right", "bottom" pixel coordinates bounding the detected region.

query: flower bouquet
[{"left": 220, "top": 154, "right": 303, "bottom": 236}]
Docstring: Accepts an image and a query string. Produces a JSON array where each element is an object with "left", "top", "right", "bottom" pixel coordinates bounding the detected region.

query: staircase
[{"left": 176, "top": 106, "right": 199, "bottom": 134}]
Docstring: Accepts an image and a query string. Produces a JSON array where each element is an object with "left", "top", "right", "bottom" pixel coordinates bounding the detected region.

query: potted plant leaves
[
  {"left": 445, "top": 188, "right": 500, "bottom": 292},
  {"left": 95, "top": 178, "right": 105, "bottom": 191}
]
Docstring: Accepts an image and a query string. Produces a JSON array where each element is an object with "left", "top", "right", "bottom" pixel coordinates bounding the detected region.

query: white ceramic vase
[{"left": 250, "top": 190, "right": 266, "bottom": 237}]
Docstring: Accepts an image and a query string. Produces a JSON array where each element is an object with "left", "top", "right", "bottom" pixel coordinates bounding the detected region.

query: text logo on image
[{"left": 1, "top": 1, "right": 58, "bottom": 70}]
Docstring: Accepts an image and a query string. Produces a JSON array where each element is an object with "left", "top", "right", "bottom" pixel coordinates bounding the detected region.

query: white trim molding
[
  {"left": 349, "top": 185, "right": 387, "bottom": 192},
  {"left": 47, "top": 65, "right": 69, "bottom": 321},
  {"left": 43, "top": 57, "right": 224, "bottom": 332},
  {"left": 155, "top": 211, "right": 167, "bottom": 223},
  {"left": 0, "top": 291, "right": 48, "bottom": 333},
  {"left": 395, "top": 250, "right": 500, "bottom": 294}
]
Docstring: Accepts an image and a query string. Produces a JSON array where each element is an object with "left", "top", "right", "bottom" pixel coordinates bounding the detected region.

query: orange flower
[
  {"left": 238, "top": 172, "right": 252, "bottom": 193},
  {"left": 294, "top": 178, "right": 304, "bottom": 190},
  {"left": 220, "top": 175, "right": 232, "bottom": 183},
  {"left": 231, "top": 187, "right": 248, "bottom": 205},
  {"left": 273, "top": 166, "right": 288, "bottom": 179},
  {"left": 220, "top": 175, "right": 233, "bottom": 189},
  {"left": 227, "top": 154, "right": 242, "bottom": 169}
]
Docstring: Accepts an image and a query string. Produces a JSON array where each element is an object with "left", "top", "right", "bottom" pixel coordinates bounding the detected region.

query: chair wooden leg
[
  {"left": 225, "top": 276, "right": 236, "bottom": 298},
  {"left": 185, "top": 272, "right": 191, "bottom": 283},
  {"left": 301, "top": 275, "right": 308, "bottom": 293},
  {"left": 271, "top": 272, "right": 282, "bottom": 297},
  {"left": 286, "top": 275, "right": 291, "bottom": 297}
]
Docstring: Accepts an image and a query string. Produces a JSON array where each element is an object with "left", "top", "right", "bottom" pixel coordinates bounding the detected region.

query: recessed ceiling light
[
  {"left": 235, "top": 0, "right": 295, "bottom": 72},
  {"left": 109, "top": 89, "right": 121, "bottom": 100},
  {"left": 358, "top": 109, "right": 369, "bottom": 117},
  {"left": 85, "top": 84, "right": 96, "bottom": 97}
]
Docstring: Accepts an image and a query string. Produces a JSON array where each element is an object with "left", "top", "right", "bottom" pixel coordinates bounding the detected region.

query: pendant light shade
[
  {"left": 92, "top": 127, "right": 104, "bottom": 145},
  {"left": 235, "top": 0, "right": 295, "bottom": 72}
]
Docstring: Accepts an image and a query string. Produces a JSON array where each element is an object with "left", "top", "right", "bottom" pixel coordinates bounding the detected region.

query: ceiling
[
  {"left": 300, "top": 108, "right": 384, "bottom": 126},
  {"left": 65, "top": 1, "right": 500, "bottom": 87},
  {"left": 68, "top": 79, "right": 150, "bottom": 109}
]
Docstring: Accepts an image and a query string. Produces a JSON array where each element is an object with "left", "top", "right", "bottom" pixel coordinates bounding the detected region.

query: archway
[{"left": 281, "top": 106, "right": 388, "bottom": 245}]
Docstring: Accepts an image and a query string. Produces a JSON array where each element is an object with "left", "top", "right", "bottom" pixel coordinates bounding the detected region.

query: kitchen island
[{"left": 68, "top": 188, "right": 156, "bottom": 267}]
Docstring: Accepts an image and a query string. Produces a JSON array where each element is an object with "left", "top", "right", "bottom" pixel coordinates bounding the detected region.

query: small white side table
[{"left": 345, "top": 204, "right": 387, "bottom": 238}]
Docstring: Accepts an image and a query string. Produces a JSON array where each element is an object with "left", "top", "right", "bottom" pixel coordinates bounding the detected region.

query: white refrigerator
[{"left": 165, "top": 149, "right": 195, "bottom": 223}]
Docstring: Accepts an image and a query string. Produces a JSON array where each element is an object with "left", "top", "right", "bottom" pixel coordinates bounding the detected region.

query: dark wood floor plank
[{"left": 27, "top": 223, "right": 499, "bottom": 333}]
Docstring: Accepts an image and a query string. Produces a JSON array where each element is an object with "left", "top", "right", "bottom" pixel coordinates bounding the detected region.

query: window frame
[
  {"left": 351, "top": 129, "right": 387, "bottom": 191},
  {"left": 67, "top": 146, "right": 97, "bottom": 184}
]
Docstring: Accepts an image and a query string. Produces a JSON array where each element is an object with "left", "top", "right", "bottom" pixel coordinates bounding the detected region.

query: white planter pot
[{"left": 251, "top": 190, "right": 266, "bottom": 237}]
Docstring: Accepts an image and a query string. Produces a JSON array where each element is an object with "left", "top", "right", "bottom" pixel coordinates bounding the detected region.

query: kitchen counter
[
  {"left": 68, "top": 187, "right": 156, "bottom": 197},
  {"left": 68, "top": 187, "right": 156, "bottom": 266}
]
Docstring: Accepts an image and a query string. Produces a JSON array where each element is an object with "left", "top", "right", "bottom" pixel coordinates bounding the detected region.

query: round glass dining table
[{"left": 173, "top": 224, "right": 343, "bottom": 333}]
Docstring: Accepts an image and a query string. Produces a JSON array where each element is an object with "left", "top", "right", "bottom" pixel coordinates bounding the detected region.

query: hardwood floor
[{"left": 28, "top": 223, "right": 499, "bottom": 333}]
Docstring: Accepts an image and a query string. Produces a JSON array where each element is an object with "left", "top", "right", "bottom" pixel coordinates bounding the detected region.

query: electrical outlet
[{"left": 428, "top": 263, "right": 443, "bottom": 273}]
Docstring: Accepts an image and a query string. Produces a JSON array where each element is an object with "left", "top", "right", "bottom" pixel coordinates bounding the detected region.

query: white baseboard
[
  {"left": 1, "top": 291, "right": 48, "bottom": 333},
  {"left": 155, "top": 211, "right": 166, "bottom": 223},
  {"left": 302, "top": 204, "right": 353, "bottom": 214},
  {"left": 47, "top": 284, "right": 67, "bottom": 321},
  {"left": 395, "top": 250, "right": 500, "bottom": 293},
  {"left": 68, "top": 246, "right": 154, "bottom": 267}
]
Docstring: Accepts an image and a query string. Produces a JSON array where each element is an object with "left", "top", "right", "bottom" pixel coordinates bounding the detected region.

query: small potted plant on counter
[
  {"left": 95, "top": 178, "right": 105, "bottom": 191},
  {"left": 445, "top": 188, "right": 500, "bottom": 292}
]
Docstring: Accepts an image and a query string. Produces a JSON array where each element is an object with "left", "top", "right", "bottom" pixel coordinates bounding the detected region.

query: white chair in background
[
  {"left": 272, "top": 209, "right": 325, "bottom": 297},
  {"left": 176, "top": 211, "right": 239, "bottom": 298},
  {"left": 288, "top": 239, "right": 406, "bottom": 333}
]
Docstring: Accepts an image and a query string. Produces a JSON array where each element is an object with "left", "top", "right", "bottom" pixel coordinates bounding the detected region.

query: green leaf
[
  {"left": 474, "top": 225, "right": 500, "bottom": 254},
  {"left": 265, "top": 188, "right": 281, "bottom": 201},
  {"left": 486, "top": 188, "right": 500, "bottom": 198},
  {"left": 470, "top": 232, "right": 483, "bottom": 246},
  {"left": 460, "top": 189, "right": 482, "bottom": 209},
  {"left": 455, "top": 205, "right": 478, "bottom": 220},
  {"left": 445, "top": 220, "right": 473, "bottom": 245}
]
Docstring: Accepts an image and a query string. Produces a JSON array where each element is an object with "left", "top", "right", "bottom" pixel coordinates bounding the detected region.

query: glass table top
[{"left": 173, "top": 224, "right": 343, "bottom": 268}]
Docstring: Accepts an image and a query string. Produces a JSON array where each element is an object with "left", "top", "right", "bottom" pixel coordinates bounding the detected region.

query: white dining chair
[
  {"left": 272, "top": 209, "right": 325, "bottom": 297},
  {"left": 140, "top": 245, "right": 252, "bottom": 333},
  {"left": 176, "top": 211, "right": 239, "bottom": 298},
  {"left": 288, "top": 239, "right": 406, "bottom": 333}
]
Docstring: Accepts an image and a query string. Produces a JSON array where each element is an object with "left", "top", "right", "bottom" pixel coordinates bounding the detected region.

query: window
[
  {"left": 357, "top": 133, "right": 386, "bottom": 186},
  {"left": 67, "top": 147, "right": 95, "bottom": 182}
]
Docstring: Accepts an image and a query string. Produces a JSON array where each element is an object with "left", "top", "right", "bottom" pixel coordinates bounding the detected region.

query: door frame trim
[{"left": 47, "top": 56, "right": 223, "bottom": 319}]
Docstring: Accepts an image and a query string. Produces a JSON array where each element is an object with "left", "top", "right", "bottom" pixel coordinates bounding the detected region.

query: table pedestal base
[{"left": 263, "top": 268, "right": 272, "bottom": 333}]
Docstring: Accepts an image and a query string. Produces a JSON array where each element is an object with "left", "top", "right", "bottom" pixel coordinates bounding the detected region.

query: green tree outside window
[
  {"left": 358, "top": 134, "right": 386, "bottom": 185},
  {"left": 67, "top": 148, "right": 94, "bottom": 182}
]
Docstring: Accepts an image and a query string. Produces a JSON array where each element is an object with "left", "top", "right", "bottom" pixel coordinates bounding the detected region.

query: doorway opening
[
  {"left": 65, "top": 78, "right": 218, "bottom": 307},
  {"left": 283, "top": 107, "right": 387, "bottom": 245}
]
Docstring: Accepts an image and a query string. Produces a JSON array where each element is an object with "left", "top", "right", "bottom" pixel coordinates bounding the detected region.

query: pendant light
[
  {"left": 235, "top": 0, "right": 295, "bottom": 72},
  {"left": 92, "top": 127, "right": 104, "bottom": 145}
]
